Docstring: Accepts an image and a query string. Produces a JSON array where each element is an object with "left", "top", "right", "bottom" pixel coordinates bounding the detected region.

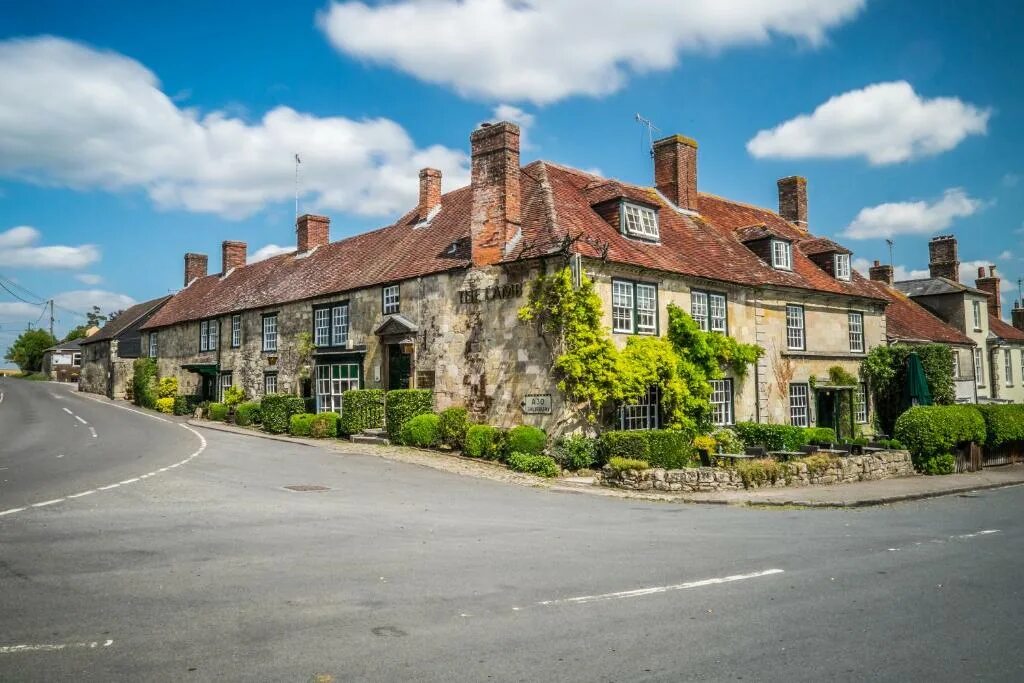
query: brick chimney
[
  {"left": 653, "top": 134, "right": 698, "bottom": 211},
  {"left": 975, "top": 264, "right": 1001, "bottom": 316},
  {"left": 419, "top": 168, "right": 442, "bottom": 218},
  {"left": 1012, "top": 300, "right": 1024, "bottom": 331},
  {"left": 470, "top": 121, "right": 521, "bottom": 267},
  {"left": 184, "top": 252, "right": 208, "bottom": 287},
  {"left": 928, "top": 235, "right": 959, "bottom": 282},
  {"left": 296, "top": 214, "right": 330, "bottom": 253},
  {"left": 221, "top": 240, "right": 246, "bottom": 275},
  {"left": 869, "top": 259, "right": 894, "bottom": 286},
  {"left": 778, "top": 176, "right": 808, "bottom": 230}
]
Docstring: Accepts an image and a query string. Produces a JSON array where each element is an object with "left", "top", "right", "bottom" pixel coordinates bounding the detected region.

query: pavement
[{"left": 2, "top": 377, "right": 1024, "bottom": 681}]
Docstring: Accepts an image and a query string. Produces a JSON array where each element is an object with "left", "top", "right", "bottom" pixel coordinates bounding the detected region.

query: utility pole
[{"left": 49, "top": 299, "right": 54, "bottom": 339}]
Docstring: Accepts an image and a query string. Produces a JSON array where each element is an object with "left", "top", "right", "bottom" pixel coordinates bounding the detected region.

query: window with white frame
[
  {"left": 199, "top": 320, "right": 209, "bottom": 351},
  {"left": 231, "top": 314, "right": 241, "bottom": 347},
  {"left": 331, "top": 304, "right": 349, "bottom": 346},
  {"left": 789, "top": 383, "right": 810, "bottom": 427},
  {"left": 219, "top": 372, "right": 233, "bottom": 402},
  {"left": 621, "top": 202, "right": 659, "bottom": 240},
  {"left": 709, "top": 293, "right": 727, "bottom": 333},
  {"left": 619, "top": 385, "right": 660, "bottom": 430},
  {"left": 786, "top": 304, "right": 805, "bottom": 350},
  {"left": 855, "top": 382, "right": 868, "bottom": 423},
  {"left": 710, "top": 379, "right": 734, "bottom": 426},
  {"left": 834, "top": 253, "right": 851, "bottom": 280},
  {"left": 635, "top": 283, "right": 657, "bottom": 334},
  {"left": 691, "top": 291, "right": 708, "bottom": 331},
  {"left": 382, "top": 285, "right": 400, "bottom": 315},
  {"left": 974, "top": 348, "right": 984, "bottom": 387},
  {"left": 692, "top": 291, "right": 728, "bottom": 333},
  {"left": 771, "top": 239, "right": 792, "bottom": 270},
  {"left": 262, "top": 314, "right": 277, "bottom": 352},
  {"left": 848, "top": 311, "right": 864, "bottom": 352},
  {"left": 315, "top": 363, "right": 360, "bottom": 413},
  {"left": 972, "top": 300, "right": 982, "bottom": 330},
  {"left": 612, "top": 280, "right": 634, "bottom": 333},
  {"left": 72, "top": 352, "right": 81, "bottom": 367},
  {"left": 1006, "top": 349, "right": 1015, "bottom": 387},
  {"left": 314, "top": 307, "right": 330, "bottom": 347},
  {"left": 263, "top": 372, "right": 277, "bottom": 396},
  {"left": 149, "top": 332, "right": 158, "bottom": 358},
  {"left": 612, "top": 280, "right": 657, "bottom": 335},
  {"left": 208, "top": 320, "right": 218, "bottom": 351},
  {"left": 951, "top": 350, "right": 960, "bottom": 378}
]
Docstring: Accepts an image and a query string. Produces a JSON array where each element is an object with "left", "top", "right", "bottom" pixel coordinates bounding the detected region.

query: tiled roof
[
  {"left": 145, "top": 159, "right": 886, "bottom": 329},
  {"left": 869, "top": 283, "right": 974, "bottom": 345},
  {"left": 895, "top": 277, "right": 987, "bottom": 297},
  {"left": 81, "top": 296, "right": 171, "bottom": 344},
  {"left": 799, "top": 237, "right": 851, "bottom": 256},
  {"left": 989, "top": 315, "right": 1024, "bottom": 342},
  {"left": 45, "top": 338, "right": 84, "bottom": 352}
]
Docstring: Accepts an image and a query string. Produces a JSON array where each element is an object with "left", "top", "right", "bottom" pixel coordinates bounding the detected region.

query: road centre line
[
  {"left": 0, "top": 639, "right": 113, "bottom": 654},
  {"left": 537, "top": 568, "right": 786, "bottom": 607},
  {"left": 0, "top": 391, "right": 4, "bottom": 404},
  {"left": 31, "top": 498, "right": 65, "bottom": 508},
  {"left": 74, "top": 415, "right": 87, "bottom": 425},
  {"left": 66, "top": 490, "right": 96, "bottom": 499},
  {"left": 62, "top": 407, "right": 73, "bottom": 415},
  {"left": 886, "top": 529, "right": 1000, "bottom": 552},
  {"left": 89, "top": 427, "right": 97, "bottom": 438}
]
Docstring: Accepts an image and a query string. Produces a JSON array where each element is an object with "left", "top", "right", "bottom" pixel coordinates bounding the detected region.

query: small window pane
[
  {"left": 200, "top": 320, "right": 208, "bottom": 352},
  {"left": 314, "top": 308, "right": 330, "bottom": 346},
  {"left": 612, "top": 281, "right": 634, "bottom": 333},
  {"left": 635, "top": 284, "right": 657, "bottom": 335},
  {"left": 834, "top": 254, "right": 851, "bottom": 280},
  {"left": 208, "top": 320, "right": 218, "bottom": 350},
  {"left": 691, "top": 291, "right": 708, "bottom": 331},
  {"left": 855, "top": 383, "right": 868, "bottom": 423},
  {"left": 264, "top": 373, "right": 277, "bottom": 395},
  {"left": 848, "top": 312, "right": 864, "bottom": 352},
  {"left": 619, "top": 386, "right": 660, "bottom": 430},
  {"left": 786, "top": 305, "right": 805, "bottom": 350},
  {"left": 263, "top": 315, "right": 278, "bottom": 352},
  {"left": 772, "top": 240, "right": 792, "bottom": 270},
  {"left": 709, "top": 293, "right": 727, "bottom": 333},
  {"left": 789, "top": 383, "right": 809, "bottom": 427},
  {"left": 710, "top": 379, "right": 733, "bottom": 426},
  {"left": 383, "top": 285, "right": 400, "bottom": 315},
  {"left": 974, "top": 348, "right": 984, "bottom": 387},
  {"left": 332, "top": 304, "right": 349, "bottom": 346},
  {"left": 1006, "top": 349, "right": 1015, "bottom": 387},
  {"left": 622, "top": 203, "right": 659, "bottom": 240},
  {"left": 231, "top": 315, "right": 241, "bottom": 347}
]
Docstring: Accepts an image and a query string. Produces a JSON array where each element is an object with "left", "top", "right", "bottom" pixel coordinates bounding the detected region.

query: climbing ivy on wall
[
  {"left": 861, "top": 343, "right": 954, "bottom": 436},
  {"left": 519, "top": 266, "right": 763, "bottom": 430}
]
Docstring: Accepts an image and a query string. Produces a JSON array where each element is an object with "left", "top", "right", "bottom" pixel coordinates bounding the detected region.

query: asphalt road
[{"left": 1, "top": 379, "right": 1022, "bottom": 682}]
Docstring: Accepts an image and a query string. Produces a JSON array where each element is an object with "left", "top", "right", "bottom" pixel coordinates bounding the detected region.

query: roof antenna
[
  {"left": 885, "top": 238, "right": 894, "bottom": 269},
  {"left": 634, "top": 113, "right": 660, "bottom": 158},
  {"left": 294, "top": 153, "right": 302, "bottom": 219}
]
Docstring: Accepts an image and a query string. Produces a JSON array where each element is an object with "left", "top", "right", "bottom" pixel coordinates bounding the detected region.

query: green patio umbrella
[{"left": 903, "top": 351, "right": 933, "bottom": 407}]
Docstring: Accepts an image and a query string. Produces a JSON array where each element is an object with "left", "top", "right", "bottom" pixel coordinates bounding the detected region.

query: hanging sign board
[{"left": 521, "top": 394, "right": 552, "bottom": 414}]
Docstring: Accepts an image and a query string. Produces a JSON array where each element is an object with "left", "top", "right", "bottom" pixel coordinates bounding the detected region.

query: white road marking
[
  {"left": 0, "top": 507, "right": 26, "bottom": 516},
  {"left": 887, "top": 529, "right": 1000, "bottom": 552},
  {"left": 74, "top": 415, "right": 87, "bottom": 425},
  {"left": 0, "top": 391, "right": 5, "bottom": 404},
  {"left": 31, "top": 498, "right": 66, "bottom": 508},
  {"left": 69, "top": 393, "right": 169, "bottom": 422},
  {"left": 97, "top": 483, "right": 120, "bottom": 491},
  {"left": 118, "top": 478, "right": 139, "bottom": 485},
  {"left": 537, "top": 568, "right": 786, "bottom": 607},
  {"left": 67, "top": 490, "right": 96, "bottom": 499},
  {"left": 62, "top": 407, "right": 74, "bottom": 415},
  {"left": 89, "top": 427, "right": 97, "bottom": 438},
  {"left": 56, "top": 454, "right": 64, "bottom": 458},
  {"left": 0, "top": 639, "right": 113, "bottom": 654}
]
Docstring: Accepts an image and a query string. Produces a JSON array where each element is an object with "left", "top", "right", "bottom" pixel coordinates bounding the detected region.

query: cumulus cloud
[
  {"left": 852, "top": 257, "right": 928, "bottom": 282},
  {"left": 248, "top": 244, "right": 296, "bottom": 263},
  {"left": 747, "top": 82, "right": 991, "bottom": 165},
  {"left": 318, "top": 0, "right": 865, "bottom": 104},
  {"left": 491, "top": 104, "right": 535, "bottom": 148},
  {"left": 74, "top": 273, "right": 103, "bottom": 285},
  {"left": 0, "top": 36, "right": 469, "bottom": 219},
  {"left": 53, "top": 290, "right": 136, "bottom": 316},
  {"left": 0, "top": 225, "right": 100, "bottom": 269},
  {"left": 842, "top": 188, "right": 983, "bottom": 239},
  {"left": 998, "top": 250, "right": 1013, "bottom": 260}
]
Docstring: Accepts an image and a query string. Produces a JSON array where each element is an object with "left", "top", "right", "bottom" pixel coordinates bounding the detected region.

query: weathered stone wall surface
[
  {"left": 597, "top": 450, "right": 915, "bottom": 493},
  {"left": 78, "top": 340, "right": 110, "bottom": 396}
]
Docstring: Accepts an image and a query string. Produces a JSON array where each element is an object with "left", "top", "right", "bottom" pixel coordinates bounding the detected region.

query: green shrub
[
  {"left": 400, "top": 413, "right": 441, "bottom": 447},
  {"left": 222, "top": 385, "right": 245, "bottom": 407},
  {"left": 156, "top": 376, "right": 178, "bottom": 399},
  {"left": 710, "top": 428, "right": 744, "bottom": 455},
  {"left": 154, "top": 397, "right": 175, "bottom": 414},
  {"left": 973, "top": 405, "right": 1024, "bottom": 449},
  {"left": 735, "top": 458, "right": 787, "bottom": 489},
  {"left": 505, "top": 452, "right": 560, "bottom": 478},
  {"left": 552, "top": 434, "right": 598, "bottom": 470},
  {"left": 208, "top": 403, "right": 229, "bottom": 422},
  {"left": 438, "top": 407, "right": 471, "bottom": 450},
  {"left": 598, "top": 430, "right": 693, "bottom": 469},
  {"left": 734, "top": 422, "right": 808, "bottom": 451},
  {"left": 234, "top": 401, "right": 262, "bottom": 426},
  {"left": 805, "top": 427, "right": 836, "bottom": 446},
  {"left": 797, "top": 453, "right": 839, "bottom": 476},
  {"left": 385, "top": 389, "right": 434, "bottom": 442},
  {"left": 464, "top": 425, "right": 504, "bottom": 459},
  {"left": 875, "top": 438, "right": 905, "bottom": 450},
  {"left": 339, "top": 389, "right": 385, "bottom": 435},
  {"left": 506, "top": 425, "right": 547, "bottom": 456},
  {"left": 261, "top": 394, "right": 307, "bottom": 434},
  {"left": 607, "top": 456, "right": 650, "bottom": 473},
  {"left": 132, "top": 358, "right": 158, "bottom": 409},
  {"left": 173, "top": 395, "right": 201, "bottom": 416},
  {"left": 920, "top": 453, "right": 955, "bottom": 475},
  {"left": 862, "top": 343, "right": 956, "bottom": 436},
  {"left": 309, "top": 412, "right": 339, "bottom": 439},
  {"left": 289, "top": 413, "right": 317, "bottom": 437},
  {"left": 894, "top": 405, "right": 986, "bottom": 470}
]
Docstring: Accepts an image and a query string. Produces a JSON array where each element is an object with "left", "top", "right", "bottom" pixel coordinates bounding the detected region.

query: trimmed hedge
[
  {"left": 735, "top": 458, "right": 787, "bottom": 488},
  {"left": 385, "top": 389, "right": 434, "bottom": 442},
  {"left": 132, "top": 358, "right": 158, "bottom": 409},
  {"left": 894, "top": 405, "right": 986, "bottom": 470},
  {"left": 973, "top": 405, "right": 1024, "bottom": 449},
  {"left": 607, "top": 456, "right": 649, "bottom": 473},
  {"left": 261, "top": 394, "right": 307, "bottom": 434},
  {"left": 805, "top": 427, "right": 836, "bottom": 446},
  {"left": 208, "top": 403, "right": 229, "bottom": 422},
  {"left": 506, "top": 425, "right": 547, "bottom": 456},
  {"left": 734, "top": 422, "right": 808, "bottom": 451},
  {"left": 310, "top": 412, "right": 339, "bottom": 438},
  {"left": 289, "top": 413, "right": 317, "bottom": 437},
  {"left": 505, "top": 452, "right": 560, "bottom": 478},
  {"left": 400, "top": 413, "right": 441, "bottom": 447},
  {"left": 438, "top": 407, "right": 471, "bottom": 450},
  {"left": 552, "top": 434, "right": 598, "bottom": 470},
  {"left": 920, "top": 453, "right": 955, "bottom": 475},
  {"left": 234, "top": 401, "right": 261, "bottom": 427},
  {"left": 464, "top": 424, "right": 504, "bottom": 459},
  {"left": 155, "top": 397, "right": 175, "bottom": 414},
  {"left": 156, "top": 377, "right": 178, "bottom": 399},
  {"left": 598, "top": 430, "right": 693, "bottom": 469},
  {"left": 339, "top": 389, "right": 385, "bottom": 435}
]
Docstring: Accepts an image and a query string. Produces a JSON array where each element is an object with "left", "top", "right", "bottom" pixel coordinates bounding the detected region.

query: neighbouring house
[
  {"left": 866, "top": 260, "right": 979, "bottom": 403},
  {"left": 141, "top": 121, "right": 888, "bottom": 436},
  {"left": 895, "top": 237, "right": 1024, "bottom": 404},
  {"left": 41, "top": 336, "right": 88, "bottom": 382},
  {"left": 79, "top": 296, "right": 172, "bottom": 399}
]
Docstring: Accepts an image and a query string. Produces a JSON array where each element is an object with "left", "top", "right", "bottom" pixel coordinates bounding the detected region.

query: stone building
[
  {"left": 41, "top": 337, "right": 85, "bottom": 382},
  {"left": 78, "top": 296, "right": 171, "bottom": 399},
  {"left": 141, "top": 121, "right": 889, "bottom": 435}
]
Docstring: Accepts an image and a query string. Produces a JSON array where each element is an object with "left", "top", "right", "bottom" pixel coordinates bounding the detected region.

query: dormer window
[
  {"left": 771, "top": 239, "right": 792, "bottom": 270},
  {"left": 834, "top": 253, "right": 851, "bottom": 280},
  {"left": 621, "top": 202, "right": 659, "bottom": 241}
]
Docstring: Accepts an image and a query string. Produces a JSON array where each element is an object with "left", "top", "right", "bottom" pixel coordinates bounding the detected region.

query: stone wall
[{"left": 597, "top": 450, "right": 915, "bottom": 493}]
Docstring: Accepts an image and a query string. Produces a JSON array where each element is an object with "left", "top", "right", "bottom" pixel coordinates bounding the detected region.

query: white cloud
[
  {"left": 747, "top": 82, "right": 991, "bottom": 165},
  {"left": 74, "top": 273, "right": 103, "bottom": 285},
  {"left": 318, "top": 0, "right": 865, "bottom": 104},
  {"left": 842, "top": 188, "right": 983, "bottom": 239},
  {"left": 53, "top": 290, "right": 136, "bottom": 317},
  {"left": 998, "top": 250, "right": 1013, "bottom": 260},
  {"left": 0, "top": 225, "right": 100, "bottom": 269},
  {"left": 248, "top": 244, "right": 296, "bottom": 263},
  {"left": 491, "top": 104, "right": 535, "bottom": 148},
  {"left": 0, "top": 36, "right": 469, "bottom": 219},
  {"left": 1002, "top": 173, "right": 1019, "bottom": 188}
]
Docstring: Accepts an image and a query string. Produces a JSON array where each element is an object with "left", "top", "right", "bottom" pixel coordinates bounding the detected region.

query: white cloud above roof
[
  {"left": 842, "top": 188, "right": 984, "bottom": 239},
  {"left": 0, "top": 225, "right": 100, "bottom": 269},
  {"left": 0, "top": 36, "right": 469, "bottom": 219},
  {"left": 248, "top": 244, "right": 296, "bottom": 263},
  {"left": 319, "top": 0, "right": 865, "bottom": 104},
  {"left": 748, "top": 82, "right": 990, "bottom": 165}
]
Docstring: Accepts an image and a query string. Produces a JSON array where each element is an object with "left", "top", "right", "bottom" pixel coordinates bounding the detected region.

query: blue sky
[{"left": 1, "top": 0, "right": 1022, "bottom": 355}]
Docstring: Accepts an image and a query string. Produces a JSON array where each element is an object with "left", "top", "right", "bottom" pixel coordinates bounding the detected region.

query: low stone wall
[{"left": 597, "top": 450, "right": 915, "bottom": 493}]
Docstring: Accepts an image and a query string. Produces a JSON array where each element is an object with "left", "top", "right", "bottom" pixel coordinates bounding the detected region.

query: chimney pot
[
  {"left": 777, "top": 176, "right": 808, "bottom": 230},
  {"left": 296, "top": 214, "right": 330, "bottom": 253},
  {"left": 184, "top": 253, "right": 208, "bottom": 288},
  {"left": 989, "top": 265, "right": 997, "bottom": 277},
  {"left": 418, "top": 168, "right": 442, "bottom": 219},
  {"left": 975, "top": 263, "right": 1002, "bottom": 316},
  {"left": 928, "top": 235, "right": 959, "bottom": 282},
  {"left": 221, "top": 240, "right": 247, "bottom": 274},
  {"left": 869, "top": 261, "right": 894, "bottom": 286},
  {"left": 470, "top": 121, "right": 521, "bottom": 267},
  {"left": 978, "top": 266, "right": 986, "bottom": 278},
  {"left": 873, "top": 259, "right": 880, "bottom": 267},
  {"left": 653, "top": 134, "right": 698, "bottom": 211}
]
